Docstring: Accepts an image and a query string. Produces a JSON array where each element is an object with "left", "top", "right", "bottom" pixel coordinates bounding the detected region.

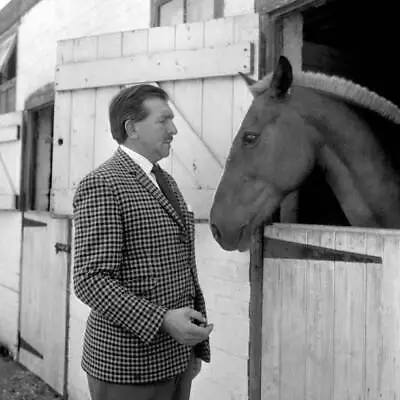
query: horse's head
[{"left": 210, "top": 56, "right": 320, "bottom": 251}]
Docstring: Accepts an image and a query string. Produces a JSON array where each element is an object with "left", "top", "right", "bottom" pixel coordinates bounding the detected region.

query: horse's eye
[{"left": 242, "top": 132, "right": 260, "bottom": 145}]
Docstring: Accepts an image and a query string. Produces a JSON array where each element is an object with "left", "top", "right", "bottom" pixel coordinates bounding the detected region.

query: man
[{"left": 73, "top": 84, "right": 213, "bottom": 400}]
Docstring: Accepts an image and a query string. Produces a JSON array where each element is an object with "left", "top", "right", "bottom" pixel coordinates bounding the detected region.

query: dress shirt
[{"left": 120, "top": 145, "right": 160, "bottom": 189}]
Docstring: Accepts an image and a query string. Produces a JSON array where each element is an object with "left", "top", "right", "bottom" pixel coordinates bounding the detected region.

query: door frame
[{"left": 249, "top": 3, "right": 326, "bottom": 399}]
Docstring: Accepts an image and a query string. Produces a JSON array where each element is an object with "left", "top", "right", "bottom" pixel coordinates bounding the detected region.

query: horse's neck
[{"left": 308, "top": 93, "right": 400, "bottom": 228}]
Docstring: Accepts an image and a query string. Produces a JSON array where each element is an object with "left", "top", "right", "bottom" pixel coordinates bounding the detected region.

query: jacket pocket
[{"left": 129, "top": 276, "right": 158, "bottom": 296}]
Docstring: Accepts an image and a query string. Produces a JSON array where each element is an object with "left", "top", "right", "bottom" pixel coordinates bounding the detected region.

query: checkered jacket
[{"left": 72, "top": 148, "right": 210, "bottom": 384}]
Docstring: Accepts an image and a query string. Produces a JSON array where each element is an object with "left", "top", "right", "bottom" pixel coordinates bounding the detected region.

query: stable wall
[
  {"left": 16, "top": 0, "right": 256, "bottom": 111},
  {"left": 14, "top": 1, "right": 256, "bottom": 399},
  {"left": 16, "top": 0, "right": 150, "bottom": 110}
]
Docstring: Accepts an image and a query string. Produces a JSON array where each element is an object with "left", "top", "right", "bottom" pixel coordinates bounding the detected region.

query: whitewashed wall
[
  {"left": 0, "top": 211, "right": 21, "bottom": 356},
  {"left": 192, "top": 225, "right": 250, "bottom": 400},
  {"left": 16, "top": 0, "right": 150, "bottom": 110},
  {"left": 16, "top": 0, "right": 256, "bottom": 111}
]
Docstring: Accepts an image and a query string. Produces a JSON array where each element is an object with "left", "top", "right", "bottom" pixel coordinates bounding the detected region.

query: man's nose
[{"left": 168, "top": 121, "right": 177, "bottom": 135}]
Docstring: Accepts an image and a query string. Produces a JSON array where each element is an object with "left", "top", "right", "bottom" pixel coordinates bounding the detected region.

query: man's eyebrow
[{"left": 160, "top": 111, "right": 174, "bottom": 118}]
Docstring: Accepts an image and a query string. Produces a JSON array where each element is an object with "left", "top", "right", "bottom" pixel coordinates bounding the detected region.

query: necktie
[{"left": 151, "top": 164, "right": 183, "bottom": 220}]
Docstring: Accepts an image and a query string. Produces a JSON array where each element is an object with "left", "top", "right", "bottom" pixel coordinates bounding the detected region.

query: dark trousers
[{"left": 87, "top": 353, "right": 196, "bottom": 400}]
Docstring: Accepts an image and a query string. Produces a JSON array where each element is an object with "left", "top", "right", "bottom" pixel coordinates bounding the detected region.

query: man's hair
[{"left": 109, "top": 84, "right": 169, "bottom": 144}]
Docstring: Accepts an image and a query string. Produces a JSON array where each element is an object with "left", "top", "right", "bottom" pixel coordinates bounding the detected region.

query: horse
[{"left": 210, "top": 56, "right": 400, "bottom": 252}]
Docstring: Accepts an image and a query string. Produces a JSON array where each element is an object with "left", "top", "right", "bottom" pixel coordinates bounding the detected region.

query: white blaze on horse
[{"left": 210, "top": 56, "right": 400, "bottom": 251}]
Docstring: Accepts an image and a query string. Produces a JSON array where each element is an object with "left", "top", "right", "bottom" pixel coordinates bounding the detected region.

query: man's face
[{"left": 132, "top": 97, "right": 177, "bottom": 163}]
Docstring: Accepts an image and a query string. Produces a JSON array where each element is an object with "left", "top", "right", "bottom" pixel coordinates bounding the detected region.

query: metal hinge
[
  {"left": 23, "top": 217, "right": 47, "bottom": 227},
  {"left": 263, "top": 237, "right": 382, "bottom": 263},
  {"left": 55, "top": 242, "right": 71, "bottom": 254},
  {"left": 18, "top": 332, "right": 43, "bottom": 359}
]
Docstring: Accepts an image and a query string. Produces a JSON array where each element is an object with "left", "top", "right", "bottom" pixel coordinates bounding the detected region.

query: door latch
[{"left": 55, "top": 242, "right": 71, "bottom": 254}]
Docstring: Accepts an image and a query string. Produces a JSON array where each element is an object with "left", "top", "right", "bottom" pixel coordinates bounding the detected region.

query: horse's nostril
[{"left": 210, "top": 224, "right": 221, "bottom": 242}]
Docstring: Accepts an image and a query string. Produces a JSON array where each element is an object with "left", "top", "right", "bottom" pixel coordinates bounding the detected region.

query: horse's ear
[
  {"left": 269, "top": 56, "right": 293, "bottom": 98},
  {"left": 239, "top": 72, "right": 257, "bottom": 87}
]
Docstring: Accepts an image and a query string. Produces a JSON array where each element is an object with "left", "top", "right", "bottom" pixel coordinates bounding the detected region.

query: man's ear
[{"left": 124, "top": 120, "right": 138, "bottom": 139}]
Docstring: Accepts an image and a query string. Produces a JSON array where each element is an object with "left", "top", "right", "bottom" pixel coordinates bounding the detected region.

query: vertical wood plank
[
  {"left": 261, "top": 255, "right": 281, "bottom": 400},
  {"left": 172, "top": 21, "right": 205, "bottom": 189},
  {"left": 306, "top": 230, "right": 334, "bottom": 400},
  {"left": 249, "top": 227, "right": 264, "bottom": 400},
  {"left": 366, "top": 235, "right": 400, "bottom": 398},
  {"left": 69, "top": 89, "right": 96, "bottom": 188},
  {"left": 45, "top": 215, "right": 69, "bottom": 394},
  {"left": 232, "top": 14, "right": 259, "bottom": 139},
  {"left": 73, "top": 36, "right": 98, "bottom": 62},
  {"left": 52, "top": 40, "right": 74, "bottom": 195},
  {"left": 68, "top": 36, "right": 98, "bottom": 189},
  {"left": 97, "top": 32, "right": 122, "bottom": 59},
  {"left": 334, "top": 231, "right": 366, "bottom": 400},
  {"left": 93, "top": 33, "right": 123, "bottom": 169},
  {"left": 93, "top": 87, "right": 120, "bottom": 169},
  {"left": 279, "top": 230, "right": 307, "bottom": 400},
  {"left": 148, "top": 26, "right": 176, "bottom": 174},
  {"left": 174, "top": 22, "right": 204, "bottom": 137},
  {"left": 122, "top": 29, "right": 149, "bottom": 56},
  {"left": 203, "top": 18, "right": 235, "bottom": 164},
  {"left": 365, "top": 233, "right": 385, "bottom": 399}
]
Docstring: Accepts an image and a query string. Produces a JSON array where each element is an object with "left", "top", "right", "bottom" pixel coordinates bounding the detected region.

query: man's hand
[{"left": 162, "top": 307, "right": 213, "bottom": 346}]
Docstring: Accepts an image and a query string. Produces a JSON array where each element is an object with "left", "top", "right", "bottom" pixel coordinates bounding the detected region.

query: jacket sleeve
[{"left": 72, "top": 174, "right": 167, "bottom": 344}]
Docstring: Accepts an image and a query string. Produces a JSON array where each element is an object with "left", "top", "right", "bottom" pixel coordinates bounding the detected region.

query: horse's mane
[{"left": 251, "top": 71, "right": 400, "bottom": 125}]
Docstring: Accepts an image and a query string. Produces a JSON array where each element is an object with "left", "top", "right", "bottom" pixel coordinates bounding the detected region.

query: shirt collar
[{"left": 120, "top": 145, "right": 153, "bottom": 176}]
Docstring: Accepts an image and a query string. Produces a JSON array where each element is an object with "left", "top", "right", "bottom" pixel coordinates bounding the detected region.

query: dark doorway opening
[{"left": 297, "top": 0, "right": 400, "bottom": 226}]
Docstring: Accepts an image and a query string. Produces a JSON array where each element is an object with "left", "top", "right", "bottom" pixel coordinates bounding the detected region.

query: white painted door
[
  {"left": 262, "top": 224, "right": 400, "bottom": 400},
  {"left": 19, "top": 212, "right": 71, "bottom": 396},
  {"left": 52, "top": 14, "right": 260, "bottom": 400},
  {"left": 0, "top": 111, "right": 22, "bottom": 209},
  {"left": 51, "top": 14, "right": 260, "bottom": 219}
]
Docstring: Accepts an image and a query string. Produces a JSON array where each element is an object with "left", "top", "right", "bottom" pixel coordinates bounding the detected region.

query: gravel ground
[{"left": 0, "top": 351, "right": 61, "bottom": 400}]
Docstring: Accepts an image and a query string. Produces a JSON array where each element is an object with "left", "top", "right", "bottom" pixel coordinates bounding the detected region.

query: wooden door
[
  {"left": 51, "top": 13, "right": 259, "bottom": 219},
  {"left": 260, "top": 223, "right": 400, "bottom": 400},
  {"left": 0, "top": 111, "right": 22, "bottom": 209},
  {"left": 19, "top": 212, "right": 71, "bottom": 395},
  {"left": 52, "top": 14, "right": 260, "bottom": 400}
]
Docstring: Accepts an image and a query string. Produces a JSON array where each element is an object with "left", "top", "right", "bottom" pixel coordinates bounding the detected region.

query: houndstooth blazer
[{"left": 72, "top": 147, "right": 210, "bottom": 384}]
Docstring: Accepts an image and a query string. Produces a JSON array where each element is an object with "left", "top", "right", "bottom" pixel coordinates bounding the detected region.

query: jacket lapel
[{"left": 116, "top": 148, "right": 185, "bottom": 230}]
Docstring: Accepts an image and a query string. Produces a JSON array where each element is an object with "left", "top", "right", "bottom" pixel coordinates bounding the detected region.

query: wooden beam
[
  {"left": 0, "top": 111, "right": 22, "bottom": 128},
  {"left": 55, "top": 42, "right": 254, "bottom": 91},
  {"left": 0, "top": 124, "right": 19, "bottom": 142},
  {"left": 0, "top": 0, "right": 43, "bottom": 36},
  {"left": 166, "top": 97, "right": 223, "bottom": 188},
  {"left": 248, "top": 227, "right": 264, "bottom": 400},
  {"left": 257, "top": 0, "right": 326, "bottom": 15}
]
